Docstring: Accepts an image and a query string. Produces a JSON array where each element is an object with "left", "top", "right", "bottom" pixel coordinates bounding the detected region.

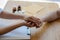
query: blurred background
[{"left": 0, "top": 0, "right": 60, "bottom": 40}]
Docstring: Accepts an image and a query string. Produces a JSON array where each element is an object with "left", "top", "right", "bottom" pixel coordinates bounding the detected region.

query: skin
[
  {"left": 0, "top": 22, "right": 26, "bottom": 35},
  {"left": 40, "top": 9, "right": 60, "bottom": 22},
  {"left": 0, "top": 11, "right": 41, "bottom": 35},
  {"left": 1, "top": 8, "right": 59, "bottom": 35}
]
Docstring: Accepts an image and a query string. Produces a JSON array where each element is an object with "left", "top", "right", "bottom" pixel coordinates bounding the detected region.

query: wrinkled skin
[{"left": 25, "top": 16, "right": 42, "bottom": 28}]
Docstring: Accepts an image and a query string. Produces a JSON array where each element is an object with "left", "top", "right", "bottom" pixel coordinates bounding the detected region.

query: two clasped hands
[
  {"left": 0, "top": 10, "right": 41, "bottom": 35},
  {"left": 23, "top": 16, "right": 41, "bottom": 28},
  {"left": 0, "top": 6, "right": 60, "bottom": 35}
]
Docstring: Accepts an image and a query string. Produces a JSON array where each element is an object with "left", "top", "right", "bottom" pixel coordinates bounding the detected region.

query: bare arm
[
  {"left": 0, "top": 11, "right": 28, "bottom": 20},
  {"left": 40, "top": 9, "right": 59, "bottom": 22},
  {"left": 0, "top": 21, "right": 26, "bottom": 35}
]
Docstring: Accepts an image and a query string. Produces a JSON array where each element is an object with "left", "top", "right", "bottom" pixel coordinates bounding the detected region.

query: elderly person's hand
[{"left": 25, "top": 16, "right": 42, "bottom": 28}]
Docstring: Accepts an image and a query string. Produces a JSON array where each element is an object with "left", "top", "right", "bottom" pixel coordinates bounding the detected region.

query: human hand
[{"left": 25, "top": 16, "right": 42, "bottom": 28}]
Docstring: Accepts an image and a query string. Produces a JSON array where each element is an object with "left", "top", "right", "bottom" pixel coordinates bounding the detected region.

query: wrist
[
  {"left": 21, "top": 22, "right": 26, "bottom": 26},
  {"left": 23, "top": 15, "right": 29, "bottom": 21}
]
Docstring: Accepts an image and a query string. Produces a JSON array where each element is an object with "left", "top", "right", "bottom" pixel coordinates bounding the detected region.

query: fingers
[
  {"left": 25, "top": 16, "right": 42, "bottom": 28},
  {"left": 26, "top": 22, "right": 35, "bottom": 27},
  {"left": 26, "top": 22, "right": 34, "bottom": 27},
  {"left": 31, "top": 23, "right": 35, "bottom": 26},
  {"left": 26, "top": 22, "right": 41, "bottom": 28}
]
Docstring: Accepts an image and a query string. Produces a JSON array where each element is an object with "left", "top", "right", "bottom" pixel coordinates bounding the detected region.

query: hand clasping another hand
[{"left": 25, "top": 16, "right": 42, "bottom": 28}]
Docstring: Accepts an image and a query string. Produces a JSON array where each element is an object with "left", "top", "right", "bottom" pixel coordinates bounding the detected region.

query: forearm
[
  {"left": 0, "top": 11, "right": 28, "bottom": 20},
  {"left": 40, "top": 10, "right": 58, "bottom": 22},
  {"left": 0, "top": 22, "right": 25, "bottom": 35}
]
